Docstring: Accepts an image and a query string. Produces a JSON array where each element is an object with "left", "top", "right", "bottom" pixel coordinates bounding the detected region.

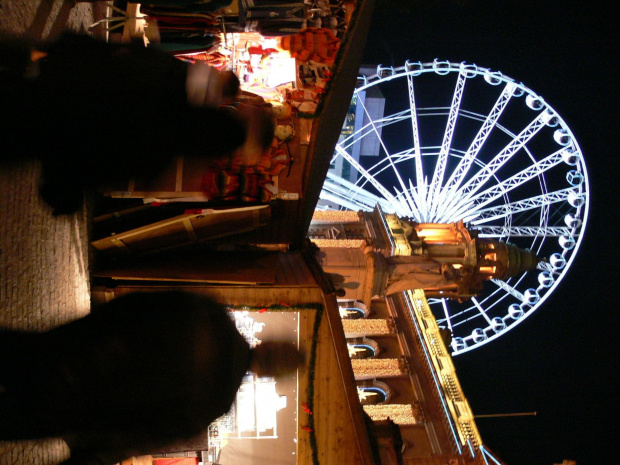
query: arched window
[
  {"left": 347, "top": 337, "right": 380, "bottom": 359},
  {"left": 338, "top": 300, "right": 370, "bottom": 319},
  {"left": 356, "top": 380, "right": 392, "bottom": 405},
  {"left": 340, "top": 307, "right": 366, "bottom": 319}
]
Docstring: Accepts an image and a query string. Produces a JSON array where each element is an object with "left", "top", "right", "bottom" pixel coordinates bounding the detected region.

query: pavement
[{"left": 0, "top": 1, "right": 105, "bottom": 463}]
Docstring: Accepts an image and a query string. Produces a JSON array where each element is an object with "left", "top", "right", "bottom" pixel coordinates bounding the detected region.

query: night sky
[{"left": 360, "top": 1, "right": 617, "bottom": 464}]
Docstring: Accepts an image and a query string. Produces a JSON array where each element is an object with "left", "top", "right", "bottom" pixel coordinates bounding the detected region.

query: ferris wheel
[{"left": 319, "top": 60, "right": 590, "bottom": 355}]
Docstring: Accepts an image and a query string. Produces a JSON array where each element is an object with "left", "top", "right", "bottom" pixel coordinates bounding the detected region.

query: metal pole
[{"left": 474, "top": 412, "right": 537, "bottom": 418}]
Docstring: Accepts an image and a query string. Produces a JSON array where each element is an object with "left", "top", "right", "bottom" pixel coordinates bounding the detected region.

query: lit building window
[
  {"left": 311, "top": 210, "right": 361, "bottom": 223},
  {"left": 311, "top": 238, "right": 366, "bottom": 249},
  {"left": 342, "top": 319, "right": 391, "bottom": 337},
  {"left": 351, "top": 358, "right": 403, "bottom": 379},
  {"left": 363, "top": 404, "right": 418, "bottom": 425}
]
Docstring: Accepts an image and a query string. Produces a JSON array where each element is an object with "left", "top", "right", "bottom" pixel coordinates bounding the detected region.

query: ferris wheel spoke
[
  {"left": 322, "top": 174, "right": 394, "bottom": 211},
  {"left": 407, "top": 73, "right": 427, "bottom": 212},
  {"left": 408, "top": 179, "right": 428, "bottom": 222},
  {"left": 490, "top": 279, "right": 526, "bottom": 303},
  {"left": 358, "top": 93, "right": 418, "bottom": 216},
  {"left": 431, "top": 303, "right": 470, "bottom": 328},
  {"left": 427, "top": 71, "right": 467, "bottom": 219},
  {"left": 447, "top": 147, "right": 566, "bottom": 221},
  {"left": 334, "top": 145, "right": 410, "bottom": 216},
  {"left": 465, "top": 187, "right": 578, "bottom": 224},
  {"left": 319, "top": 190, "right": 368, "bottom": 211},
  {"left": 393, "top": 147, "right": 417, "bottom": 158},
  {"left": 536, "top": 261, "right": 554, "bottom": 272},
  {"left": 362, "top": 111, "right": 410, "bottom": 129},
  {"left": 339, "top": 112, "right": 409, "bottom": 153},
  {"left": 339, "top": 109, "right": 413, "bottom": 156},
  {"left": 441, "top": 299, "right": 454, "bottom": 333},
  {"left": 474, "top": 225, "right": 574, "bottom": 237},
  {"left": 539, "top": 202, "right": 550, "bottom": 230},
  {"left": 444, "top": 82, "right": 516, "bottom": 194},
  {"left": 471, "top": 297, "right": 494, "bottom": 326},
  {"left": 319, "top": 190, "right": 380, "bottom": 212},
  {"left": 451, "top": 113, "right": 547, "bottom": 204}
]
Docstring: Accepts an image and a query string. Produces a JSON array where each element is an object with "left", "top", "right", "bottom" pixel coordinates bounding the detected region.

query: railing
[
  {"left": 394, "top": 293, "right": 463, "bottom": 455},
  {"left": 399, "top": 290, "right": 484, "bottom": 454}
]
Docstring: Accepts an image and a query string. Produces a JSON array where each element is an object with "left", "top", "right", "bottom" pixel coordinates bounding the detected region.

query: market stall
[{"left": 95, "top": 0, "right": 361, "bottom": 252}]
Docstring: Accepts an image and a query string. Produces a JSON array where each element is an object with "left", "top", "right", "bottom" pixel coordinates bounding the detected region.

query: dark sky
[{"left": 360, "top": 1, "right": 617, "bottom": 464}]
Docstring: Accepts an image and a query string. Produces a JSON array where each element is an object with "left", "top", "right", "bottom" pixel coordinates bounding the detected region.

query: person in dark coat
[
  {"left": 0, "top": 291, "right": 302, "bottom": 465},
  {"left": 0, "top": 32, "right": 274, "bottom": 214}
]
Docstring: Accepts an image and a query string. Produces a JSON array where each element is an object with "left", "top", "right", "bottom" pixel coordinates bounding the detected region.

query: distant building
[
  {"left": 305, "top": 206, "right": 543, "bottom": 464},
  {"left": 319, "top": 66, "right": 385, "bottom": 210}
]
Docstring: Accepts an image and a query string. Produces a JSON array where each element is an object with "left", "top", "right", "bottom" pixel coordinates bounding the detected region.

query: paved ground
[{"left": 1, "top": 1, "right": 103, "bottom": 463}]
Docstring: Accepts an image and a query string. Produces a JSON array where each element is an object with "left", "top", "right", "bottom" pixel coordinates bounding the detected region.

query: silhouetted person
[
  {"left": 0, "top": 32, "right": 274, "bottom": 214},
  {"left": 0, "top": 291, "right": 302, "bottom": 465}
]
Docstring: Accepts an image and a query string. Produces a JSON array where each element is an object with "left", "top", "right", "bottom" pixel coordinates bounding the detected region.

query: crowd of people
[
  {"left": 1, "top": 31, "right": 276, "bottom": 214},
  {"left": 1, "top": 29, "right": 303, "bottom": 465}
]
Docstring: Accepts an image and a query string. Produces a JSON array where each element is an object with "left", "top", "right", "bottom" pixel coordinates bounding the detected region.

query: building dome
[{"left": 501, "top": 242, "right": 540, "bottom": 278}]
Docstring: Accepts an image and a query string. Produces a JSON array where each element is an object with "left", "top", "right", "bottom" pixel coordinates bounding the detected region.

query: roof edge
[{"left": 293, "top": 0, "right": 377, "bottom": 248}]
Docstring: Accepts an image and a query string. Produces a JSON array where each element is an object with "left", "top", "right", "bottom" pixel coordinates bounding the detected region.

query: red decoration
[
  {"left": 279, "top": 28, "right": 340, "bottom": 64},
  {"left": 302, "top": 402, "right": 313, "bottom": 415},
  {"left": 247, "top": 45, "right": 278, "bottom": 56},
  {"left": 302, "top": 425, "right": 313, "bottom": 432}
]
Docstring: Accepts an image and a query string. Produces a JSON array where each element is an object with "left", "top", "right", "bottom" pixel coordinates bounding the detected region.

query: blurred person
[
  {"left": 0, "top": 291, "right": 303, "bottom": 465},
  {"left": 0, "top": 32, "right": 274, "bottom": 214}
]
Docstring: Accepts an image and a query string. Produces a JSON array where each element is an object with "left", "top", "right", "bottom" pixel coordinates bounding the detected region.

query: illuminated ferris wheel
[{"left": 319, "top": 60, "right": 590, "bottom": 354}]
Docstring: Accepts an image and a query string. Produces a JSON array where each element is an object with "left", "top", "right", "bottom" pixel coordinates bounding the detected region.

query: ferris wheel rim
[{"left": 321, "top": 60, "right": 589, "bottom": 354}]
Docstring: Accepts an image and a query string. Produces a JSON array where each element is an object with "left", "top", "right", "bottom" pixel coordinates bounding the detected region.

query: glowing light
[
  {"left": 550, "top": 253, "right": 567, "bottom": 269},
  {"left": 363, "top": 404, "right": 418, "bottom": 425},
  {"left": 351, "top": 358, "right": 403, "bottom": 378},
  {"left": 357, "top": 387, "right": 379, "bottom": 402},
  {"left": 526, "top": 94, "right": 544, "bottom": 110},
  {"left": 348, "top": 344, "right": 369, "bottom": 357},
  {"left": 538, "top": 271, "right": 554, "bottom": 288},
  {"left": 342, "top": 319, "right": 391, "bottom": 336},
  {"left": 311, "top": 210, "right": 361, "bottom": 223},
  {"left": 508, "top": 303, "right": 524, "bottom": 320},
  {"left": 491, "top": 317, "right": 506, "bottom": 332},
  {"left": 311, "top": 239, "right": 366, "bottom": 249},
  {"left": 523, "top": 289, "right": 540, "bottom": 305}
]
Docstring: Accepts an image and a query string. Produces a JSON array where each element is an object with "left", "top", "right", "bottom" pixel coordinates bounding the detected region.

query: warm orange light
[{"left": 363, "top": 404, "right": 418, "bottom": 425}]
